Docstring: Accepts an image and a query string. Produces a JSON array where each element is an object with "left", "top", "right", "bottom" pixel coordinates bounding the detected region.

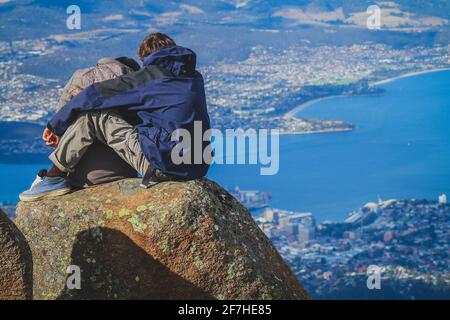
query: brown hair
[{"left": 137, "top": 32, "right": 176, "bottom": 61}]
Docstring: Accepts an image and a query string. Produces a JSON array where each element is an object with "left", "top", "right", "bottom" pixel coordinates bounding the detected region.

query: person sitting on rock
[
  {"left": 19, "top": 32, "right": 211, "bottom": 202},
  {"left": 20, "top": 56, "right": 141, "bottom": 201},
  {"left": 58, "top": 56, "right": 142, "bottom": 188}
]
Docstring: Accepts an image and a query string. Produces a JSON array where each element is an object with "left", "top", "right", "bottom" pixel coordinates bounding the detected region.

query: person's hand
[{"left": 42, "top": 128, "right": 61, "bottom": 148}]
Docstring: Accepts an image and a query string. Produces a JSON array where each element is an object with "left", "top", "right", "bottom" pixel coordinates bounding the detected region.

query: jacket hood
[{"left": 143, "top": 45, "right": 197, "bottom": 76}]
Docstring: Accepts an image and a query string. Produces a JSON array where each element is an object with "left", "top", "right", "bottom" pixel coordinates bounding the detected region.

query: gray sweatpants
[{"left": 50, "top": 111, "right": 150, "bottom": 176}]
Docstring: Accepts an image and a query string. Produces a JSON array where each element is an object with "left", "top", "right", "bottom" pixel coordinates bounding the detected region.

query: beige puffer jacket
[{"left": 58, "top": 58, "right": 137, "bottom": 110}]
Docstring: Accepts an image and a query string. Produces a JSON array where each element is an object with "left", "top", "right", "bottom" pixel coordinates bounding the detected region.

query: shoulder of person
[
  {"left": 57, "top": 67, "right": 92, "bottom": 109},
  {"left": 67, "top": 67, "right": 97, "bottom": 96},
  {"left": 89, "top": 59, "right": 134, "bottom": 82},
  {"left": 97, "top": 58, "right": 133, "bottom": 73}
]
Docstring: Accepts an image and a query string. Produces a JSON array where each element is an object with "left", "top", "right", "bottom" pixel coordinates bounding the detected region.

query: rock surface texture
[
  {"left": 15, "top": 178, "right": 308, "bottom": 300},
  {"left": 0, "top": 209, "right": 33, "bottom": 300}
]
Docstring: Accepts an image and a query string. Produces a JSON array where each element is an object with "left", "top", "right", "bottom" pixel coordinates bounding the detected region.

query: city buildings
[
  {"left": 254, "top": 199, "right": 450, "bottom": 299},
  {"left": 227, "top": 186, "right": 271, "bottom": 210}
]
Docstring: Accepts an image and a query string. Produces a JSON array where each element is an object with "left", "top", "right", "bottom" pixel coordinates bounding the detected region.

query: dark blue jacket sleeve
[{"left": 48, "top": 83, "right": 143, "bottom": 136}]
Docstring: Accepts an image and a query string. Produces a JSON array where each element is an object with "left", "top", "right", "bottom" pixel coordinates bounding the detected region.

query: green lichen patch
[
  {"left": 136, "top": 205, "right": 147, "bottom": 212},
  {"left": 194, "top": 257, "right": 204, "bottom": 270},
  {"left": 127, "top": 214, "right": 148, "bottom": 234},
  {"left": 190, "top": 244, "right": 205, "bottom": 269},
  {"left": 160, "top": 211, "right": 168, "bottom": 223},
  {"left": 261, "top": 292, "right": 273, "bottom": 300},
  {"left": 160, "top": 240, "right": 169, "bottom": 253},
  {"left": 216, "top": 294, "right": 225, "bottom": 300},
  {"left": 118, "top": 209, "right": 132, "bottom": 218},
  {"left": 226, "top": 262, "right": 236, "bottom": 282},
  {"left": 104, "top": 209, "right": 114, "bottom": 220}
]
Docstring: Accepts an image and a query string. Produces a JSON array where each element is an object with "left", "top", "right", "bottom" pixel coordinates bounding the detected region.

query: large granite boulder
[
  {"left": 0, "top": 209, "right": 33, "bottom": 300},
  {"left": 15, "top": 178, "right": 308, "bottom": 300}
]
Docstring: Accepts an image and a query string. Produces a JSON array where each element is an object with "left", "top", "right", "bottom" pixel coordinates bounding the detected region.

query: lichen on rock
[
  {"left": 0, "top": 209, "right": 33, "bottom": 300},
  {"left": 15, "top": 178, "right": 308, "bottom": 300}
]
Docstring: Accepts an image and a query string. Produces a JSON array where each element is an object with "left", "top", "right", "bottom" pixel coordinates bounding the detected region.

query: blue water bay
[{"left": 209, "top": 70, "right": 450, "bottom": 221}]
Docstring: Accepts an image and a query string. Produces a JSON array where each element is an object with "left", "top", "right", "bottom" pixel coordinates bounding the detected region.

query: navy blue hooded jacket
[{"left": 48, "top": 45, "right": 211, "bottom": 179}]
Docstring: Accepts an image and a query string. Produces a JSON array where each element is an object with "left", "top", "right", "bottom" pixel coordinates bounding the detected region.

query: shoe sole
[{"left": 19, "top": 187, "right": 72, "bottom": 202}]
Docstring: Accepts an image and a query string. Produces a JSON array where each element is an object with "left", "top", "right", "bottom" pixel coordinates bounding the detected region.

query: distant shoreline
[
  {"left": 284, "top": 67, "right": 450, "bottom": 121},
  {"left": 279, "top": 127, "right": 353, "bottom": 136},
  {"left": 370, "top": 68, "right": 450, "bottom": 86},
  {"left": 283, "top": 95, "right": 350, "bottom": 120}
]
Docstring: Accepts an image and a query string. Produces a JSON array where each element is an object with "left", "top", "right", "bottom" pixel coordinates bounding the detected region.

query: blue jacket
[{"left": 48, "top": 45, "right": 211, "bottom": 179}]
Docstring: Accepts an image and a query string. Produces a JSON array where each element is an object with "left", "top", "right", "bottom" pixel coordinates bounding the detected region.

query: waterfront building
[
  {"left": 298, "top": 224, "right": 315, "bottom": 248},
  {"left": 263, "top": 208, "right": 280, "bottom": 224},
  {"left": 228, "top": 186, "right": 271, "bottom": 210}
]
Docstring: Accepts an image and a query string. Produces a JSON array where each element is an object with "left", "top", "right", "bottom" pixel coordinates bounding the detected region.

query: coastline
[
  {"left": 283, "top": 67, "right": 450, "bottom": 121},
  {"left": 279, "top": 127, "right": 353, "bottom": 136},
  {"left": 283, "top": 95, "right": 351, "bottom": 120},
  {"left": 370, "top": 68, "right": 450, "bottom": 86}
]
